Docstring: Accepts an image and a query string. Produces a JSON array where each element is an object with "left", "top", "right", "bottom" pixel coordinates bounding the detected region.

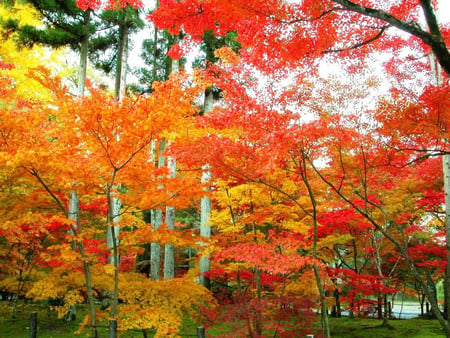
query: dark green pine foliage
[
  {"left": 196, "top": 30, "right": 241, "bottom": 113},
  {"left": 132, "top": 27, "right": 185, "bottom": 94},
  {"left": 89, "top": 7, "right": 143, "bottom": 76},
  {"left": 199, "top": 29, "right": 241, "bottom": 64},
  {"left": 1, "top": 0, "right": 98, "bottom": 95},
  {"left": 3, "top": 0, "right": 94, "bottom": 50}
]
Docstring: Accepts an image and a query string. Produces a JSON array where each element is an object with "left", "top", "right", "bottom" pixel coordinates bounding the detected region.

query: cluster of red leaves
[
  {"left": 376, "top": 83, "right": 450, "bottom": 152},
  {"left": 166, "top": 43, "right": 183, "bottom": 60},
  {"left": 407, "top": 239, "right": 445, "bottom": 271},
  {"left": 17, "top": 218, "right": 71, "bottom": 268},
  {"left": 149, "top": 0, "right": 435, "bottom": 73},
  {"left": 317, "top": 208, "right": 372, "bottom": 237},
  {"left": 415, "top": 189, "right": 444, "bottom": 212},
  {"left": 0, "top": 61, "right": 14, "bottom": 69},
  {"left": 75, "top": 0, "right": 142, "bottom": 10},
  {"left": 214, "top": 243, "right": 316, "bottom": 275},
  {"left": 79, "top": 198, "right": 109, "bottom": 216},
  {"left": 83, "top": 238, "right": 109, "bottom": 265},
  {"left": 75, "top": 0, "right": 101, "bottom": 10},
  {"left": 201, "top": 290, "right": 319, "bottom": 338},
  {"left": 119, "top": 253, "right": 135, "bottom": 272},
  {"left": 328, "top": 267, "right": 397, "bottom": 312},
  {"left": 205, "top": 268, "right": 284, "bottom": 294}
]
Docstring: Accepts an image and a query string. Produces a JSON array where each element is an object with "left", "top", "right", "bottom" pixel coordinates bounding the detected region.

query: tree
[
  {"left": 88, "top": 6, "right": 144, "bottom": 100},
  {"left": 0, "top": 1, "right": 65, "bottom": 99},
  {"left": 151, "top": 0, "right": 449, "bottom": 76},
  {"left": 0, "top": 214, "right": 70, "bottom": 318},
  {"left": 5, "top": 0, "right": 98, "bottom": 95},
  {"left": 151, "top": 1, "right": 449, "bottom": 334}
]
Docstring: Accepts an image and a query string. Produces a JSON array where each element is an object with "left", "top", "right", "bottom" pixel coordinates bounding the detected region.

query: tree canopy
[{"left": 0, "top": 0, "right": 449, "bottom": 337}]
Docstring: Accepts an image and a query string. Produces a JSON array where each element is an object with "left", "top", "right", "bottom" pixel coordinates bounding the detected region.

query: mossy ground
[{"left": 0, "top": 301, "right": 445, "bottom": 337}]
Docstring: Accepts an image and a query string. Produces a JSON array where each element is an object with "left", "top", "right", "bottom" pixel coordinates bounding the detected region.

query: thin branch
[
  {"left": 25, "top": 167, "right": 66, "bottom": 213},
  {"left": 331, "top": 0, "right": 450, "bottom": 75},
  {"left": 324, "top": 25, "right": 389, "bottom": 53}
]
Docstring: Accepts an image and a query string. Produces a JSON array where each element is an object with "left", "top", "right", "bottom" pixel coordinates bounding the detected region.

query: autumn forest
[{"left": 0, "top": 0, "right": 449, "bottom": 337}]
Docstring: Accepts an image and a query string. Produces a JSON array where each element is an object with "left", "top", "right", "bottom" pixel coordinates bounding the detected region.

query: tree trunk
[
  {"left": 107, "top": 184, "right": 121, "bottom": 318},
  {"left": 171, "top": 35, "right": 180, "bottom": 74},
  {"left": 107, "top": 196, "right": 121, "bottom": 266},
  {"left": 151, "top": 139, "right": 166, "bottom": 281},
  {"left": 254, "top": 268, "right": 262, "bottom": 337},
  {"left": 66, "top": 191, "right": 79, "bottom": 321},
  {"left": 114, "top": 15, "right": 129, "bottom": 101},
  {"left": 300, "top": 155, "right": 331, "bottom": 338},
  {"left": 164, "top": 156, "right": 176, "bottom": 279},
  {"left": 426, "top": 269, "right": 439, "bottom": 318},
  {"left": 444, "top": 153, "right": 450, "bottom": 319},
  {"left": 162, "top": 43, "right": 179, "bottom": 280},
  {"left": 199, "top": 89, "right": 214, "bottom": 289},
  {"left": 69, "top": 191, "right": 97, "bottom": 336},
  {"left": 30, "top": 312, "right": 37, "bottom": 338},
  {"left": 150, "top": 211, "right": 162, "bottom": 281},
  {"left": 334, "top": 288, "right": 341, "bottom": 318},
  {"left": 77, "top": 11, "right": 91, "bottom": 97}
]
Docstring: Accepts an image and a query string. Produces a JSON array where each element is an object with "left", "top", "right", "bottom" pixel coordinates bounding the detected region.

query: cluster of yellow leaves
[
  {"left": 0, "top": 3, "right": 66, "bottom": 100},
  {"left": 116, "top": 274, "right": 216, "bottom": 337},
  {"left": 26, "top": 267, "right": 87, "bottom": 317},
  {"left": 0, "top": 270, "right": 46, "bottom": 296},
  {"left": 212, "top": 179, "right": 315, "bottom": 236},
  {"left": 317, "top": 233, "right": 354, "bottom": 263},
  {"left": 280, "top": 270, "right": 320, "bottom": 300}
]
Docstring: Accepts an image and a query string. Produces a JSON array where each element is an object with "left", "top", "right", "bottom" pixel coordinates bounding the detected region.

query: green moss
[
  {"left": 0, "top": 301, "right": 445, "bottom": 337},
  {"left": 329, "top": 317, "right": 445, "bottom": 338}
]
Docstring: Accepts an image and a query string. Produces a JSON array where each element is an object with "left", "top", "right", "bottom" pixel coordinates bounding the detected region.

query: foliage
[{"left": 0, "top": 0, "right": 449, "bottom": 336}]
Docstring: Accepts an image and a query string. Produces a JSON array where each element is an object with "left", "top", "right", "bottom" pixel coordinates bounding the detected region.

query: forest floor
[{"left": 0, "top": 301, "right": 445, "bottom": 337}]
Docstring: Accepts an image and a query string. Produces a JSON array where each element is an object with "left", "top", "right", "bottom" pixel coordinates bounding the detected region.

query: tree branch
[
  {"left": 324, "top": 25, "right": 389, "bottom": 53},
  {"left": 332, "top": 0, "right": 450, "bottom": 75},
  {"left": 25, "top": 167, "right": 67, "bottom": 213}
]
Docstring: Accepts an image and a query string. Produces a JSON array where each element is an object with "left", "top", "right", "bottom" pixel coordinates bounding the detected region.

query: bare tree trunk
[
  {"left": 199, "top": 190, "right": 211, "bottom": 288},
  {"left": 77, "top": 11, "right": 91, "bottom": 97},
  {"left": 106, "top": 181, "right": 120, "bottom": 318},
  {"left": 66, "top": 191, "right": 79, "bottom": 321},
  {"left": 164, "top": 156, "right": 176, "bottom": 279},
  {"left": 299, "top": 154, "right": 330, "bottom": 338},
  {"left": 68, "top": 191, "right": 98, "bottom": 336},
  {"left": 151, "top": 139, "right": 166, "bottom": 281},
  {"left": 114, "top": 18, "right": 129, "bottom": 101},
  {"left": 199, "top": 89, "right": 214, "bottom": 289},
  {"left": 106, "top": 196, "right": 121, "bottom": 266},
  {"left": 162, "top": 42, "right": 179, "bottom": 280},
  {"left": 444, "top": 154, "right": 450, "bottom": 319}
]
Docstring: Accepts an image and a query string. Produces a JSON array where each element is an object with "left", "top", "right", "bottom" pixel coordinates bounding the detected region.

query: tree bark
[
  {"left": 77, "top": 10, "right": 91, "bottom": 97},
  {"left": 114, "top": 13, "right": 129, "bottom": 101},
  {"left": 164, "top": 156, "right": 176, "bottom": 279},
  {"left": 199, "top": 88, "right": 214, "bottom": 289},
  {"left": 151, "top": 139, "right": 166, "bottom": 281},
  {"left": 299, "top": 154, "right": 331, "bottom": 338},
  {"left": 106, "top": 181, "right": 121, "bottom": 318},
  {"left": 444, "top": 154, "right": 450, "bottom": 319},
  {"left": 331, "top": 0, "right": 450, "bottom": 75}
]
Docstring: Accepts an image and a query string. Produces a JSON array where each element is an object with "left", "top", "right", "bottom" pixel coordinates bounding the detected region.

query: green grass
[
  {"left": 329, "top": 317, "right": 445, "bottom": 338},
  {"left": 0, "top": 301, "right": 445, "bottom": 337}
]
